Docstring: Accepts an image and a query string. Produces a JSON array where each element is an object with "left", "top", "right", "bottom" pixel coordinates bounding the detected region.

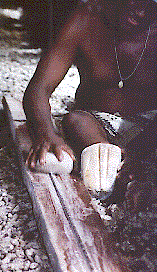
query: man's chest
[{"left": 78, "top": 21, "right": 156, "bottom": 87}]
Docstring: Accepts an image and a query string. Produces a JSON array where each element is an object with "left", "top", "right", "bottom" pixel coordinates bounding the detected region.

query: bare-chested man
[{"left": 22, "top": 0, "right": 157, "bottom": 206}]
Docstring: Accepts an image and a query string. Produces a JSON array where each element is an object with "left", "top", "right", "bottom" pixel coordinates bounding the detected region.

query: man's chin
[
  {"left": 127, "top": 17, "right": 138, "bottom": 26},
  {"left": 118, "top": 21, "right": 137, "bottom": 34},
  {"left": 118, "top": 18, "right": 148, "bottom": 34}
]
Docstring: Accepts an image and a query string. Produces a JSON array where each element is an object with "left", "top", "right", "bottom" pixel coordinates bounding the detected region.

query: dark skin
[{"left": 22, "top": 0, "right": 156, "bottom": 204}]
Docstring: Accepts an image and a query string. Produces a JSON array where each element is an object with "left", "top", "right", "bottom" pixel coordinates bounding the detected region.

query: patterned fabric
[{"left": 91, "top": 110, "right": 157, "bottom": 146}]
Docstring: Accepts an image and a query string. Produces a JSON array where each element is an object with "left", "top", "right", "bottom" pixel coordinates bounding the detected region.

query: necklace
[{"left": 114, "top": 25, "right": 151, "bottom": 89}]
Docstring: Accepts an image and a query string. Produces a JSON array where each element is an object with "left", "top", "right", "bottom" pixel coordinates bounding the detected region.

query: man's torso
[{"left": 73, "top": 1, "right": 157, "bottom": 116}]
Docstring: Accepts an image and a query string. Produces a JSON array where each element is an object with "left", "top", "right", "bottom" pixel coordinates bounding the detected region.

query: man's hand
[
  {"left": 16, "top": 122, "right": 75, "bottom": 169},
  {"left": 26, "top": 136, "right": 75, "bottom": 169}
]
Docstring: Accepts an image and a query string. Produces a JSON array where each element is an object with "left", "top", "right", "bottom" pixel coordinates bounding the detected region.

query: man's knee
[
  {"left": 62, "top": 111, "right": 79, "bottom": 127},
  {"left": 62, "top": 111, "right": 81, "bottom": 141},
  {"left": 62, "top": 110, "right": 92, "bottom": 130}
]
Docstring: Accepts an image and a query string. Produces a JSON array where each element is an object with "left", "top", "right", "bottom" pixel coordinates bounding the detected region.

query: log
[{"left": 0, "top": 95, "right": 131, "bottom": 271}]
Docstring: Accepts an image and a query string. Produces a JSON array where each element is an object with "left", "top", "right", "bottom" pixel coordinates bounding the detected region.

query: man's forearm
[{"left": 23, "top": 84, "right": 55, "bottom": 140}]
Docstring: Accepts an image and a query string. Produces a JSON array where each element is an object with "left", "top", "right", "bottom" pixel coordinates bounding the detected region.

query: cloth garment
[{"left": 90, "top": 110, "right": 157, "bottom": 148}]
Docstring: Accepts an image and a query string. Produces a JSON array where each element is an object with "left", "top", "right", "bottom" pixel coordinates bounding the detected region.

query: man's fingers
[
  {"left": 64, "top": 147, "right": 75, "bottom": 161},
  {"left": 54, "top": 147, "right": 64, "bottom": 162},
  {"left": 25, "top": 148, "right": 34, "bottom": 166},
  {"left": 26, "top": 142, "right": 75, "bottom": 170},
  {"left": 26, "top": 145, "right": 41, "bottom": 168},
  {"left": 38, "top": 142, "right": 51, "bottom": 165},
  {"left": 30, "top": 151, "right": 38, "bottom": 168},
  {"left": 58, "top": 145, "right": 75, "bottom": 161}
]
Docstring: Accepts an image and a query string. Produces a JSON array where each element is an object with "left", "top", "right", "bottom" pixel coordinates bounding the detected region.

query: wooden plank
[
  {"left": 26, "top": 171, "right": 92, "bottom": 271},
  {"left": 48, "top": 173, "right": 124, "bottom": 271},
  {"left": 2, "top": 95, "right": 26, "bottom": 122},
  {"left": 1, "top": 96, "right": 131, "bottom": 272}
]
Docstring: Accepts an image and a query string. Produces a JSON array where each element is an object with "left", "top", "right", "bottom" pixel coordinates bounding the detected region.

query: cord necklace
[{"left": 114, "top": 25, "right": 151, "bottom": 89}]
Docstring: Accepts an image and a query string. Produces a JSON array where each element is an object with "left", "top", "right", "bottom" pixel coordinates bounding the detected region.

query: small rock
[
  {"left": 7, "top": 212, "right": 12, "bottom": 218},
  {"left": 2, "top": 192, "right": 7, "bottom": 197},
  {"left": 0, "top": 251, "right": 5, "bottom": 259},
  {"left": 16, "top": 248, "right": 25, "bottom": 258},
  {"left": 0, "top": 200, "right": 5, "bottom": 206},
  {"left": 41, "top": 254, "right": 49, "bottom": 261},
  {"left": 11, "top": 238, "right": 19, "bottom": 247},
  {"left": 34, "top": 254, "right": 42, "bottom": 264},
  {"left": 25, "top": 248, "right": 34, "bottom": 257},
  {"left": 30, "top": 262, "right": 38, "bottom": 269},
  {"left": 23, "top": 260, "right": 31, "bottom": 270},
  {"left": 2, "top": 255, "right": 11, "bottom": 264},
  {"left": 18, "top": 238, "right": 26, "bottom": 247},
  {"left": 10, "top": 258, "right": 24, "bottom": 270},
  {"left": 0, "top": 206, "right": 8, "bottom": 220},
  {"left": 11, "top": 213, "right": 18, "bottom": 221},
  {"left": 3, "top": 243, "right": 14, "bottom": 252},
  {"left": 12, "top": 205, "right": 20, "bottom": 213},
  {"left": 1, "top": 263, "right": 9, "bottom": 272},
  {"left": 2, "top": 253, "right": 16, "bottom": 264}
]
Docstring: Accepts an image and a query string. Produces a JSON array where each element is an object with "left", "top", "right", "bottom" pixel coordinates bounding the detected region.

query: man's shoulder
[
  {"left": 149, "top": 20, "right": 157, "bottom": 50},
  {"left": 151, "top": 20, "right": 157, "bottom": 34},
  {"left": 51, "top": 3, "right": 92, "bottom": 51},
  {"left": 79, "top": 0, "right": 105, "bottom": 13},
  {"left": 150, "top": 0, "right": 157, "bottom": 31},
  {"left": 66, "top": 2, "right": 91, "bottom": 29},
  {"left": 53, "top": 1, "right": 112, "bottom": 48}
]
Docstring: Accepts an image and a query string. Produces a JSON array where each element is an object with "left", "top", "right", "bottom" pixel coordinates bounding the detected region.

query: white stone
[
  {"left": 12, "top": 205, "right": 20, "bottom": 213},
  {"left": 8, "top": 244, "right": 15, "bottom": 251},
  {"left": 16, "top": 249, "right": 25, "bottom": 258},
  {"left": 11, "top": 238, "right": 19, "bottom": 247},
  {"left": 30, "top": 150, "right": 73, "bottom": 174},
  {"left": 0, "top": 201, "right": 5, "bottom": 206},
  {"left": 2, "top": 239, "right": 14, "bottom": 252},
  {"left": 25, "top": 248, "right": 34, "bottom": 257},
  {"left": 18, "top": 239, "right": 26, "bottom": 247},
  {"left": 1, "top": 253, "right": 16, "bottom": 264},
  {"left": 7, "top": 213, "right": 12, "bottom": 218},
  {"left": 10, "top": 259, "right": 24, "bottom": 270},
  {"left": 0, "top": 206, "right": 8, "bottom": 219},
  {"left": 2, "top": 255, "right": 11, "bottom": 264},
  {"left": 34, "top": 254, "right": 42, "bottom": 263},
  {"left": 23, "top": 260, "right": 31, "bottom": 270},
  {"left": 11, "top": 213, "right": 18, "bottom": 221},
  {"left": 1, "top": 263, "right": 10, "bottom": 271},
  {"left": 30, "top": 262, "right": 38, "bottom": 269}
]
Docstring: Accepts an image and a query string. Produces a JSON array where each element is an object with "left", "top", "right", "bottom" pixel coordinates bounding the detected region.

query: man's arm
[{"left": 23, "top": 8, "right": 87, "bottom": 168}]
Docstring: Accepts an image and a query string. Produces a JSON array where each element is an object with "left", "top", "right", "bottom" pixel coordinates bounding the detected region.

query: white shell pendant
[{"left": 118, "top": 80, "right": 123, "bottom": 88}]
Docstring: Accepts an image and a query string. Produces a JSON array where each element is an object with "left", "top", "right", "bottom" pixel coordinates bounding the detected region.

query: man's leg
[
  {"left": 107, "top": 117, "right": 157, "bottom": 208},
  {"left": 62, "top": 110, "right": 108, "bottom": 158},
  {"left": 62, "top": 110, "right": 129, "bottom": 204},
  {"left": 62, "top": 110, "right": 137, "bottom": 204}
]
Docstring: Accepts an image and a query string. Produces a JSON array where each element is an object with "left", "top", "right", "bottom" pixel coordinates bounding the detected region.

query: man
[{"left": 23, "top": 0, "right": 157, "bottom": 206}]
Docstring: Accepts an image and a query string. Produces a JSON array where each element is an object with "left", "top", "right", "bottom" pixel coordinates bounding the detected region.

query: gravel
[
  {"left": 0, "top": 146, "right": 53, "bottom": 271},
  {"left": 0, "top": 45, "right": 79, "bottom": 114}
]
